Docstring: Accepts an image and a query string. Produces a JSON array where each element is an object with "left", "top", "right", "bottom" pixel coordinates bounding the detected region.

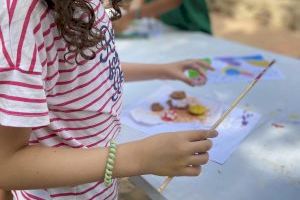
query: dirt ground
[
  {"left": 212, "top": 14, "right": 300, "bottom": 58},
  {"left": 208, "top": 0, "right": 300, "bottom": 58}
]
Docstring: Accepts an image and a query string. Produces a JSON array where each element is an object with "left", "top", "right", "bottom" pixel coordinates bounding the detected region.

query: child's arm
[
  {"left": 121, "top": 59, "right": 214, "bottom": 85},
  {"left": 0, "top": 126, "right": 137, "bottom": 190},
  {"left": 0, "top": 189, "right": 12, "bottom": 200},
  {"left": 0, "top": 125, "right": 217, "bottom": 190}
]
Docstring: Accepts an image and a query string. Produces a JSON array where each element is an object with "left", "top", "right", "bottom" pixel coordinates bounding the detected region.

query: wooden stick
[{"left": 158, "top": 60, "right": 276, "bottom": 193}]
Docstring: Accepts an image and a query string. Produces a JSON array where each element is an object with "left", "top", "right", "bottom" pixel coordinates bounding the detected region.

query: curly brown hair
[{"left": 44, "top": 0, "right": 122, "bottom": 63}]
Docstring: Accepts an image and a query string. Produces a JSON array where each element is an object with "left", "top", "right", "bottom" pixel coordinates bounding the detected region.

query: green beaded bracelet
[{"left": 104, "top": 141, "right": 117, "bottom": 187}]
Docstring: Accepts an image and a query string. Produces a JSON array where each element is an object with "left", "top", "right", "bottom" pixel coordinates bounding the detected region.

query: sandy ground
[{"left": 212, "top": 14, "right": 300, "bottom": 58}]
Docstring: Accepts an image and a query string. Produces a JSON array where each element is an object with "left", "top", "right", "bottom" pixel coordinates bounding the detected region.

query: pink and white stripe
[{"left": 1, "top": 0, "right": 122, "bottom": 199}]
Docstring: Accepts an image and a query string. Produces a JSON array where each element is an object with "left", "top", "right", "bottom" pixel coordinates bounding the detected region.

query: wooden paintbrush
[{"left": 158, "top": 60, "right": 276, "bottom": 193}]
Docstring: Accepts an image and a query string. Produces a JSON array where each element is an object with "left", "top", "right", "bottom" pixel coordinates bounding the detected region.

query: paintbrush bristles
[{"left": 158, "top": 60, "right": 276, "bottom": 193}]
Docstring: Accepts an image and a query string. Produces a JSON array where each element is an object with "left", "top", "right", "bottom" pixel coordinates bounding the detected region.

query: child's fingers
[
  {"left": 206, "top": 130, "right": 219, "bottom": 138},
  {"left": 188, "top": 153, "right": 209, "bottom": 166},
  {"left": 187, "top": 130, "right": 218, "bottom": 141},
  {"left": 181, "top": 76, "right": 203, "bottom": 87},
  {"left": 184, "top": 63, "right": 208, "bottom": 78},
  {"left": 183, "top": 59, "right": 214, "bottom": 71},
  {"left": 183, "top": 78, "right": 197, "bottom": 87},
  {"left": 194, "top": 60, "right": 215, "bottom": 71},
  {"left": 189, "top": 140, "right": 213, "bottom": 153},
  {"left": 183, "top": 64, "right": 208, "bottom": 86},
  {"left": 173, "top": 71, "right": 205, "bottom": 86},
  {"left": 180, "top": 166, "right": 202, "bottom": 176}
]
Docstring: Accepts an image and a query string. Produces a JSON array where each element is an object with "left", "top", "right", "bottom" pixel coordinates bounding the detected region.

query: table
[{"left": 115, "top": 31, "right": 300, "bottom": 200}]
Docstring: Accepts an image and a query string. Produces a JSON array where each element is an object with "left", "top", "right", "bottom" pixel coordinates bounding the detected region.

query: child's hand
[
  {"left": 138, "top": 130, "right": 218, "bottom": 177},
  {"left": 162, "top": 59, "right": 214, "bottom": 86}
]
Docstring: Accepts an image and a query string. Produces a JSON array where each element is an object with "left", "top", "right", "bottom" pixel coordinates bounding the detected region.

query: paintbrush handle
[
  {"left": 158, "top": 177, "right": 172, "bottom": 193},
  {"left": 211, "top": 60, "right": 275, "bottom": 130},
  {"left": 211, "top": 82, "right": 256, "bottom": 129},
  {"left": 158, "top": 60, "right": 275, "bottom": 193},
  {"left": 158, "top": 77, "right": 260, "bottom": 193}
]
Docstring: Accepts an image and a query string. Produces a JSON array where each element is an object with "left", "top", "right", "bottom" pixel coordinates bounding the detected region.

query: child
[{"left": 0, "top": 0, "right": 217, "bottom": 199}]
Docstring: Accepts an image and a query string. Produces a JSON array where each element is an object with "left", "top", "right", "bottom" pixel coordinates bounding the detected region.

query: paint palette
[
  {"left": 121, "top": 86, "right": 262, "bottom": 164},
  {"left": 129, "top": 86, "right": 224, "bottom": 127}
]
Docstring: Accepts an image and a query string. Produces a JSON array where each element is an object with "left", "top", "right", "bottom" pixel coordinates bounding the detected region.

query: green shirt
[{"left": 146, "top": 0, "right": 212, "bottom": 34}]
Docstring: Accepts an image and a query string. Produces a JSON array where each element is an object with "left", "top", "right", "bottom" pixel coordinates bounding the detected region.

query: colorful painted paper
[{"left": 186, "top": 55, "right": 283, "bottom": 83}]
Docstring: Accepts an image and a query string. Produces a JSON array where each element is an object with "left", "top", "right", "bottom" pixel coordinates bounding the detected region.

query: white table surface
[{"left": 115, "top": 32, "right": 300, "bottom": 200}]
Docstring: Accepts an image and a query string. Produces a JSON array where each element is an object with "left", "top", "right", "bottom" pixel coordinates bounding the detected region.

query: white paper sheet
[{"left": 121, "top": 86, "right": 261, "bottom": 164}]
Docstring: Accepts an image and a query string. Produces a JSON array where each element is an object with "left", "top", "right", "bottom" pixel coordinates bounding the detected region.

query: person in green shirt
[
  {"left": 147, "top": 0, "right": 212, "bottom": 33},
  {"left": 113, "top": 0, "right": 212, "bottom": 34}
]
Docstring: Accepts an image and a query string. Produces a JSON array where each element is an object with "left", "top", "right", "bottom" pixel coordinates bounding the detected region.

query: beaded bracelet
[{"left": 104, "top": 141, "right": 117, "bottom": 187}]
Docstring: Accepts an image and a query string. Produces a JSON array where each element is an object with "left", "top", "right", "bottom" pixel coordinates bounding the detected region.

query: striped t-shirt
[{"left": 0, "top": 0, "right": 124, "bottom": 199}]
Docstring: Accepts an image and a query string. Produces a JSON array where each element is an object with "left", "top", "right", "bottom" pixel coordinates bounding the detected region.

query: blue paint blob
[
  {"left": 225, "top": 68, "right": 240, "bottom": 76},
  {"left": 218, "top": 58, "right": 241, "bottom": 66}
]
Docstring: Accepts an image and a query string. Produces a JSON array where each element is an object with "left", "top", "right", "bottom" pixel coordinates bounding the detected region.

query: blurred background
[
  {"left": 117, "top": 0, "right": 299, "bottom": 199},
  {"left": 208, "top": 0, "right": 300, "bottom": 58},
  {"left": 115, "top": 0, "right": 300, "bottom": 58}
]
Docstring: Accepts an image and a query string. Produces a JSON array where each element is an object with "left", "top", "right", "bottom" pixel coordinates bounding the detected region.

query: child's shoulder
[
  {"left": 88, "top": 0, "right": 107, "bottom": 19},
  {"left": 1, "top": 0, "right": 46, "bottom": 25}
]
